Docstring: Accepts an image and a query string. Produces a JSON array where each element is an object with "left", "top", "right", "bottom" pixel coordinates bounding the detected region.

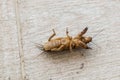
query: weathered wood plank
[
  {"left": 0, "top": 21, "right": 22, "bottom": 80},
  {"left": 0, "top": 0, "right": 22, "bottom": 80},
  {"left": 0, "top": 0, "right": 120, "bottom": 80},
  {"left": 18, "top": 0, "right": 120, "bottom": 80}
]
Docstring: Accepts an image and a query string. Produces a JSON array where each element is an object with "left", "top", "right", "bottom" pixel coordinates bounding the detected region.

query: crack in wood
[{"left": 14, "top": 0, "right": 26, "bottom": 80}]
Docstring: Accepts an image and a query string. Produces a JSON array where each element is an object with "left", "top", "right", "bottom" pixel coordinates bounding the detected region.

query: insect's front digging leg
[
  {"left": 75, "top": 27, "right": 88, "bottom": 39},
  {"left": 80, "top": 27, "right": 88, "bottom": 36},
  {"left": 79, "top": 41, "right": 91, "bottom": 49},
  {"left": 51, "top": 45, "right": 64, "bottom": 51},
  {"left": 48, "top": 29, "right": 56, "bottom": 41}
]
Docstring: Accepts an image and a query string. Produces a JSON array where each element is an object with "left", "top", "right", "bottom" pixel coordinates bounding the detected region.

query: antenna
[
  {"left": 91, "top": 41, "right": 101, "bottom": 48},
  {"left": 93, "top": 29, "right": 104, "bottom": 39},
  {"left": 90, "top": 28, "right": 104, "bottom": 48}
]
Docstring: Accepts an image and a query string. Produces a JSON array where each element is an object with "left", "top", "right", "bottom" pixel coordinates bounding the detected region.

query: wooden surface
[{"left": 0, "top": 0, "right": 120, "bottom": 80}]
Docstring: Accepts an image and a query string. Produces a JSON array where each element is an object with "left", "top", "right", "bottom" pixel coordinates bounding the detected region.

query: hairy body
[{"left": 43, "top": 27, "right": 92, "bottom": 52}]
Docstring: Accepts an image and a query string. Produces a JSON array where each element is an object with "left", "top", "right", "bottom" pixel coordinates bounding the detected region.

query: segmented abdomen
[{"left": 43, "top": 40, "right": 61, "bottom": 50}]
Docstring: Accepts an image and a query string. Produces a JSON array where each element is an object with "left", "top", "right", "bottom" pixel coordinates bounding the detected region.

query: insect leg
[
  {"left": 69, "top": 41, "right": 73, "bottom": 52},
  {"left": 75, "top": 27, "right": 88, "bottom": 39},
  {"left": 48, "top": 29, "right": 56, "bottom": 41},
  {"left": 80, "top": 27, "right": 88, "bottom": 36},
  {"left": 79, "top": 41, "right": 91, "bottom": 49},
  {"left": 66, "top": 28, "right": 72, "bottom": 40},
  {"left": 51, "top": 45, "right": 64, "bottom": 51},
  {"left": 66, "top": 28, "right": 73, "bottom": 52}
]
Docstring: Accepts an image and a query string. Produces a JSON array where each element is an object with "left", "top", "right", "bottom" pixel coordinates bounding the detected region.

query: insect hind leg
[{"left": 48, "top": 29, "right": 56, "bottom": 41}]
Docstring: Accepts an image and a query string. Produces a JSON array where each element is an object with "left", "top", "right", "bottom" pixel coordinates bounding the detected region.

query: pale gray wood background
[{"left": 0, "top": 0, "right": 120, "bottom": 80}]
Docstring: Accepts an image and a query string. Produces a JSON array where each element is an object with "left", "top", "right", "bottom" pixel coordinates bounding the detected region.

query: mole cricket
[{"left": 40, "top": 27, "right": 92, "bottom": 52}]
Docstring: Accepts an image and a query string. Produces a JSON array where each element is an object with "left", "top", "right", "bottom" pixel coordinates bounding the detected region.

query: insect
[{"left": 42, "top": 27, "right": 92, "bottom": 52}]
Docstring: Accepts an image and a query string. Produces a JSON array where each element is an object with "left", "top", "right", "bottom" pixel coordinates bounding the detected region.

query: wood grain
[{"left": 0, "top": 0, "right": 120, "bottom": 80}]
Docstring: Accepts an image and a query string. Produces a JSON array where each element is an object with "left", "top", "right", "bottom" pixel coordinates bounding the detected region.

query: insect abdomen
[{"left": 43, "top": 40, "right": 61, "bottom": 51}]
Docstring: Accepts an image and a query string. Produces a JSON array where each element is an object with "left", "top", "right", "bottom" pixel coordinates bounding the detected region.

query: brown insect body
[
  {"left": 43, "top": 27, "right": 92, "bottom": 52},
  {"left": 44, "top": 37, "right": 70, "bottom": 51}
]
